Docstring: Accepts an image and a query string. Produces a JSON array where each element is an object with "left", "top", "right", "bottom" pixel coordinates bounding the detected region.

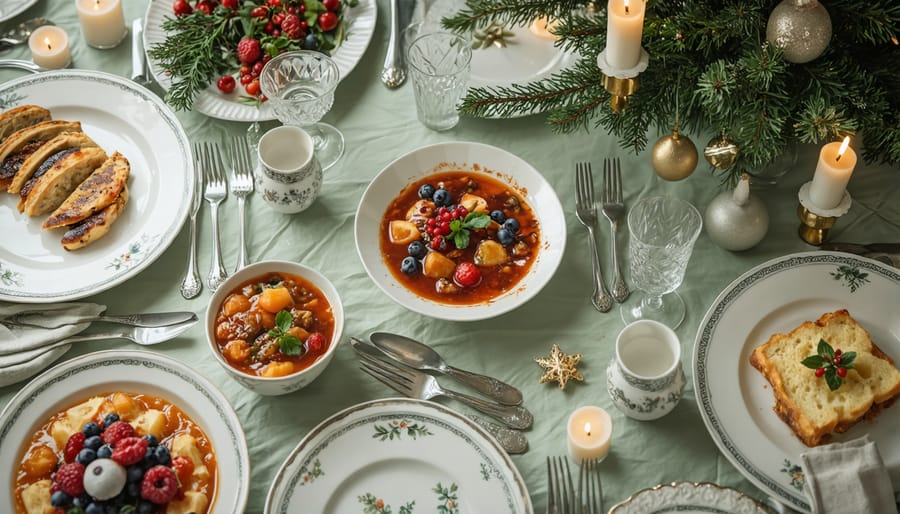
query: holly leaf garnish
[
  {"left": 824, "top": 370, "right": 842, "bottom": 391},
  {"left": 803, "top": 339, "right": 855, "bottom": 391},
  {"left": 449, "top": 212, "right": 491, "bottom": 249},
  {"left": 801, "top": 355, "right": 825, "bottom": 369},
  {"left": 817, "top": 339, "right": 835, "bottom": 360},
  {"left": 840, "top": 351, "right": 857, "bottom": 367},
  {"left": 268, "top": 309, "right": 303, "bottom": 356}
]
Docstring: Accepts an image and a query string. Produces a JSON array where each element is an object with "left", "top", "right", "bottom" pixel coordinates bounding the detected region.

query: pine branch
[{"left": 441, "top": 0, "right": 584, "bottom": 32}]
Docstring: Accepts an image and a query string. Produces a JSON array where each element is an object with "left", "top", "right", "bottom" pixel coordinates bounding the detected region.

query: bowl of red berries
[
  {"left": 0, "top": 350, "right": 249, "bottom": 514},
  {"left": 354, "top": 141, "right": 566, "bottom": 321}
]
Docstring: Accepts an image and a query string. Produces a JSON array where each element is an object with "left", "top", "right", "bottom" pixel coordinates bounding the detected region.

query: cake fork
[{"left": 201, "top": 142, "right": 228, "bottom": 291}]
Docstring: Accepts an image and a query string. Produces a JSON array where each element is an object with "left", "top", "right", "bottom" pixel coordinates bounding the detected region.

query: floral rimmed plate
[
  {"left": 143, "top": 0, "right": 377, "bottom": 122},
  {"left": 693, "top": 252, "right": 900, "bottom": 512},
  {"left": 0, "top": 70, "right": 192, "bottom": 303},
  {"left": 0, "top": 350, "right": 250, "bottom": 514},
  {"left": 264, "top": 398, "right": 533, "bottom": 514},
  {"left": 0, "top": 0, "right": 39, "bottom": 23},
  {"left": 609, "top": 482, "right": 772, "bottom": 513}
]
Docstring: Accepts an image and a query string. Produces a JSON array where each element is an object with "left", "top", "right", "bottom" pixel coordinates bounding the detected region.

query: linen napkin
[
  {"left": 0, "top": 302, "right": 105, "bottom": 387},
  {"left": 800, "top": 435, "right": 898, "bottom": 514}
]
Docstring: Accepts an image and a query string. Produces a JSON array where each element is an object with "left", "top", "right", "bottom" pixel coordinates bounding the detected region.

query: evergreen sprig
[{"left": 443, "top": 0, "right": 900, "bottom": 181}]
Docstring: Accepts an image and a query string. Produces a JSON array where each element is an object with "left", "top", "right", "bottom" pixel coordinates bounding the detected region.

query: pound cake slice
[{"left": 750, "top": 309, "right": 900, "bottom": 447}]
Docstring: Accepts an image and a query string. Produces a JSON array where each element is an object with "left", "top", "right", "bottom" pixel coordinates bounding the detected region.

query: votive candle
[
  {"left": 605, "top": 0, "right": 645, "bottom": 69},
  {"left": 29, "top": 26, "right": 71, "bottom": 69},
  {"left": 529, "top": 17, "right": 559, "bottom": 40},
  {"left": 809, "top": 136, "right": 857, "bottom": 209},
  {"left": 567, "top": 406, "right": 612, "bottom": 463},
  {"left": 75, "top": 0, "right": 127, "bottom": 49}
]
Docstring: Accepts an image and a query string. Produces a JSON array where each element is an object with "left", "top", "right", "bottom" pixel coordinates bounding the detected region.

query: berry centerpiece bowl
[
  {"left": 0, "top": 350, "right": 250, "bottom": 514},
  {"left": 205, "top": 260, "right": 344, "bottom": 396},
  {"left": 354, "top": 141, "right": 566, "bottom": 321}
]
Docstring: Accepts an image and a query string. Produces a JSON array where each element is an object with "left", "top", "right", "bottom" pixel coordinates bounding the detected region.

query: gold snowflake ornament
[{"left": 535, "top": 344, "right": 583, "bottom": 390}]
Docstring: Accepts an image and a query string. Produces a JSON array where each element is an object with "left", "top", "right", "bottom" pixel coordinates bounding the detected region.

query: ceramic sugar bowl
[
  {"left": 256, "top": 125, "right": 323, "bottom": 214},
  {"left": 606, "top": 320, "right": 685, "bottom": 421}
]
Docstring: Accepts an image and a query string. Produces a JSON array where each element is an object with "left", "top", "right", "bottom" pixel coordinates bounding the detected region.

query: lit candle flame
[
  {"left": 835, "top": 136, "right": 851, "bottom": 162},
  {"left": 44, "top": 37, "right": 52, "bottom": 51},
  {"left": 584, "top": 421, "right": 592, "bottom": 437},
  {"left": 624, "top": 0, "right": 630, "bottom": 14}
]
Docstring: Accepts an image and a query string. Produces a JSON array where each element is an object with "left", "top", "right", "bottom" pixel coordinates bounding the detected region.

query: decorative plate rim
[{"left": 608, "top": 481, "right": 773, "bottom": 513}]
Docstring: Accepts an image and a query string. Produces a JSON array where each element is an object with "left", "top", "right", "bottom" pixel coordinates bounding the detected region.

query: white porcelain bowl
[
  {"left": 205, "top": 260, "right": 344, "bottom": 396},
  {"left": 0, "top": 350, "right": 249, "bottom": 513},
  {"left": 354, "top": 141, "right": 566, "bottom": 321}
]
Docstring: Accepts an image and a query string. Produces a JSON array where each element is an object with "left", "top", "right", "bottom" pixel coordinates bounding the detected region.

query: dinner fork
[
  {"left": 546, "top": 456, "right": 576, "bottom": 514},
  {"left": 230, "top": 136, "right": 255, "bottom": 272},
  {"left": 354, "top": 343, "right": 533, "bottom": 429},
  {"left": 575, "top": 162, "right": 613, "bottom": 313},
  {"left": 578, "top": 458, "right": 603, "bottom": 514},
  {"left": 201, "top": 141, "right": 228, "bottom": 291},
  {"left": 602, "top": 158, "right": 629, "bottom": 303},
  {"left": 179, "top": 144, "right": 204, "bottom": 299}
]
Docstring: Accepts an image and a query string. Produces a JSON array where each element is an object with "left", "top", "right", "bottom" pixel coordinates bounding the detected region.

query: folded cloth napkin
[
  {"left": 801, "top": 435, "right": 898, "bottom": 514},
  {"left": 0, "top": 302, "right": 105, "bottom": 387}
]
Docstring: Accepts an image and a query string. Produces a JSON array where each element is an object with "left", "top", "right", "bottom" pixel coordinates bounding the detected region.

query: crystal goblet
[
  {"left": 259, "top": 50, "right": 343, "bottom": 170},
  {"left": 620, "top": 195, "right": 702, "bottom": 329}
]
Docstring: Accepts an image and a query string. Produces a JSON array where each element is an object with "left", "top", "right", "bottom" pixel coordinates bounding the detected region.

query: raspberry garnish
[
  {"left": 141, "top": 465, "right": 179, "bottom": 504},
  {"left": 111, "top": 437, "right": 148, "bottom": 466},
  {"left": 102, "top": 421, "right": 135, "bottom": 446},
  {"left": 236, "top": 37, "right": 262, "bottom": 65},
  {"left": 63, "top": 432, "right": 86, "bottom": 463},
  {"left": 54, "top": 462, "right": 86, "bottom": 496}
]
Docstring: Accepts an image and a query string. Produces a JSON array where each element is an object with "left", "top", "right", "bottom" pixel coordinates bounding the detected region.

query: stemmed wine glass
[
  {"left": 621, "top": 195, "right": 702, "bottom": 329},
  {"left": 259, "top": 50, "right": 343, "bottom": 170}
]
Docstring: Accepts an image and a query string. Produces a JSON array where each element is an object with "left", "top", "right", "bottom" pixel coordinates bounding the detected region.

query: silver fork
[
  {"left": 602, "top": 158, "right": 629, "bottom": 303},
  {"left": 575, "top": 162, "right": 613, "bottom": 312},
  {"left": 201, "top": 141, "right": 228, "bottom": 291},
  {"left": 578, "top": 458, "right": 603, "bottom": 514},
  {"left": 230, "top": 136, "right": 255, "bottom": 272},
  {"left": 179, "top": 144, "right": 204, "bottom": 299},
  {"left": 547, "top": 456, "right": 576, "bottom": 514},
  {"left": 354, "top": 345, "right": 533, "bottom": 429}
]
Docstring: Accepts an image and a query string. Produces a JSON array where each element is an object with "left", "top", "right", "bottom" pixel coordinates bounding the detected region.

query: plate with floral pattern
[
  {"left": 264, "top": 398, "right": 533, "bottom": 514},
  {"left": 0, "top": 70, "right": 192, "bottom": 303},
  {"left": 609, "top": 482, "right": 772, "bottom": 513},
  {"left": 693, "top": 252, "right": 900, "bottom": 512}
]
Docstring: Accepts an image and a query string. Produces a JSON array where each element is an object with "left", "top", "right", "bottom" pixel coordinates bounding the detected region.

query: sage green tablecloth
[{"left": 1, "top": 1, "right": 899, "bottom": 513}]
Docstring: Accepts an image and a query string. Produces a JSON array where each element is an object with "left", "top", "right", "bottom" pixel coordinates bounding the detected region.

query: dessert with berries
[
  {"left": 148, "top": 0, "right": 359, "bottom": 111},
  {"left": 14, "top": 392, "right": 216, "bottom": 514},
  {"left": 213, "top": 271, "right": 336, "bottom": 378},
  {"left": 380, "top": 172, "right": 540, "bottom": 305}
]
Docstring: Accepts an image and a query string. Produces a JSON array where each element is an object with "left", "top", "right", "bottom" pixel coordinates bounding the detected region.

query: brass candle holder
[
  {"left": 797, "top": 181, "right": 852, "bottom": 246},
  {"left": 597, "top": 48, "right": 649, "bottom": 113}
]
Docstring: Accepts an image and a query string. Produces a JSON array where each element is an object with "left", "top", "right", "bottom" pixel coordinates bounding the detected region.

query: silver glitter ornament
[{"left": 766, "top": 0, "right": 832, "bottom": 63}]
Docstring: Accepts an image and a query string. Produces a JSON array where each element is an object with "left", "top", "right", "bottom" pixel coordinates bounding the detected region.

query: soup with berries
[
  {"left": 14, "top": 391, "right": 216, "bottom": 514},
  {"left": 380, "top": 171, "right": 540, "bottom": 305},
  {"left": 213, "top": 272, "right": 335, "bottom": 378}
]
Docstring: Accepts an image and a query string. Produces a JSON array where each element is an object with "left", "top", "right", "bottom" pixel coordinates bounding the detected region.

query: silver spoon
[
  {"left": 0, "top": 18, "right": 54, "bottom": 52},
  {"left": 370, "top": 332, "right": 524, "bottom": 406},
  {"left": 380, "top": 0, "right": 406, "bottom": 88}
]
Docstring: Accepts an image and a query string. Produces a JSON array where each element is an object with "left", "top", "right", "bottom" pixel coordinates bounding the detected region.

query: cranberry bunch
[
  {"left": 425, "top": 205, "right": 469, "bottom": 250},
  {"left": 814, "top": 348, "right": 850, "bottom": 378}
]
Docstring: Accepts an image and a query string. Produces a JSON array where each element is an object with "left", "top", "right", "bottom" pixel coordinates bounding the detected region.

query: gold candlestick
[
  {"left": 797, "top": 181, "right": 851, "bottom": 246},
  {"left": 596, "top": 48, "right": 648, "bottom": 114}
]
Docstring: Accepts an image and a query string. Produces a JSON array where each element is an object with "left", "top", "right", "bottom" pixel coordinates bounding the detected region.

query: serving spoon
[{"left": 0, "top": 18, "right": 54, "bottom": 52}]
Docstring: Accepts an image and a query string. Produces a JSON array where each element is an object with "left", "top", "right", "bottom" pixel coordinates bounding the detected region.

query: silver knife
[
  {"left": 4, "top": 311, "right": 196, "bottom": 330},
  {"left": 821, "top": 242, "right": 900, "bottom": 268},
  {"left": 131, "top": 17, "right": 149, "bottom": 85}
]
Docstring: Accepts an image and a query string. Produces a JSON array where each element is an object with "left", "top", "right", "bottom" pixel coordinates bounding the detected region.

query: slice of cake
[{"left": 750, "top": 309, "right": 900, "bottom": 446}]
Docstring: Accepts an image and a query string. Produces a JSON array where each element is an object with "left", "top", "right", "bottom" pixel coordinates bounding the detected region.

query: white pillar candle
[
  {"left": 75, "top": 0, "right": 127, "bottom": 49},
  {"left": 605, "top": 0, "right": 645, "bottom": 69},
  {"left": 567, "top": 406, "right": 612, "bottom": 463},
  {"left": 809, "top": 136, "right": 857, "bottom": 209},
  {"left": 29, "top": 26, "right": 71, "bottom": 69}
]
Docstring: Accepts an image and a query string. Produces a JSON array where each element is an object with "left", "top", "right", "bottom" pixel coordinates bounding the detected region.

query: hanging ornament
[
  {"left": 535, "top": 344, "right": 583, "bottom": 390},
  {"left": 704, "top": 174, "right": 770, "bottom": 251},
  {"left": 651, "top": 128, "right": 698, "bottom": 181},
  {"left": 766, "top": 0, "right": 832, "bottom": 64},
  {"left": 704, "top": 134, "right": 740, "bottom": 169}
]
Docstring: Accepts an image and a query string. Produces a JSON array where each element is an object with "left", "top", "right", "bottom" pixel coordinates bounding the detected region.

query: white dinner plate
[
  {"left": 354, "top": 141, "right": 566, "bottom": 321},
  {"left": 0, "top": 0, "right": 39, "bottom": 23},
  {"left": 609, "top": 482, "right": 772, "bottom": 514},
  {"left": 693, "top": 252, "right": 900, "bottom": 512},
  {"left": 265, "top": 398, "right": 533, "bottom": 514},
  {"left": 0, "top": 350, "right": 250, "bottom": 514},
  {"left": 0, "top": 70, "right": 192, "bottom": 303},
  {"left": 143, "top": 0, "right": 377, "bottom": 122}
]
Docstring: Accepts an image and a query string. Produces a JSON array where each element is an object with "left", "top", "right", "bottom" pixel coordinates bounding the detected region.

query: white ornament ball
[
  {"left": 704, "top": 175, "right": 769, "bottom": 251},
  {"left": 83, "top": 458, "right": 127, "bottom": 501},
  {"left": 766, "top": 0, "right": 832, "bottom": 63}
]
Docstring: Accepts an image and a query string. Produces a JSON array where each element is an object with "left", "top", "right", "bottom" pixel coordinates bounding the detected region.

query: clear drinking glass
[
  {"left": 621, "top": 195, "right": 702, "bottom": 329},
  {"left": 259, "top": 50, "right": 343, "bottom": 170},
  {"left": 407, "top": 32, "right": 472, "bottom": 131}
]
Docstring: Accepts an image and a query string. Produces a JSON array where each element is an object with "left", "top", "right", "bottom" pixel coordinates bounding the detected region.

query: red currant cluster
[
  {"left": 814, "top": 348, "right": 849, "bottom": 378},
  {"left": 424, "top": 205, "right": 469, "bottom": 250}
]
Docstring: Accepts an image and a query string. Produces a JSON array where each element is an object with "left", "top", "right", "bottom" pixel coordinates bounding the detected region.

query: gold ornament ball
[
  {"left": 650, "top": 130, "right": 698, "bottom": 181},
  {"left": 766, "top": 0, "right": 832, "bottom": 63},
  {"left": 704, "top": 135, "right": 740, "bottom": 169}
]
